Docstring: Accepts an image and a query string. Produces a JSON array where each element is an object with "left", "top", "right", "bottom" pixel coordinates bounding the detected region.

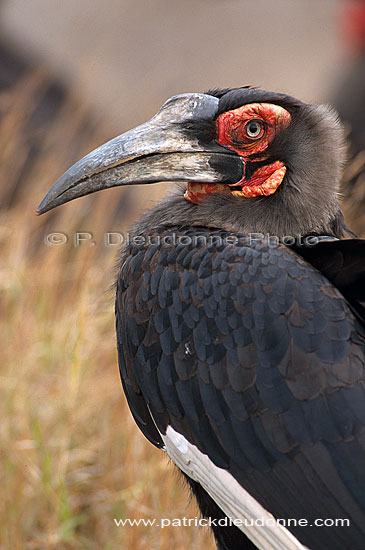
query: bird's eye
[{"left": 244, "top": 119, "right": 264, "bottom": 139}]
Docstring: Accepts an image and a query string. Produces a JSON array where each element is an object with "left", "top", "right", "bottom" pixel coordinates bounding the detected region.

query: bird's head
[{"left": 37, "top": 87, "right": 345, "bottom": 238}]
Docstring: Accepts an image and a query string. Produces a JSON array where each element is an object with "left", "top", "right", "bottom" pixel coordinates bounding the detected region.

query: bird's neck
[{"left": 132, "top": 186, "right": 344, "bottom": 240}]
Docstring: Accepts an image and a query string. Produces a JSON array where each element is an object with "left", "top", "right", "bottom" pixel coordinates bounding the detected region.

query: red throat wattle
[{"left": 184, "top": 102, "right": 291, "bottom": 204}]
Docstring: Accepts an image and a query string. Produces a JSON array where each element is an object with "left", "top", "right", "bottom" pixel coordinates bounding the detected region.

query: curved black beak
[{"left": 37, "top": 93, "right": 244, "bottom": 215}]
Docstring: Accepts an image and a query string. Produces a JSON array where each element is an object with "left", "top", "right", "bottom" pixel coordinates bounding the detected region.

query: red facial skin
[{"left": 184, "top": 103, "right": 291, "bottom": 204}]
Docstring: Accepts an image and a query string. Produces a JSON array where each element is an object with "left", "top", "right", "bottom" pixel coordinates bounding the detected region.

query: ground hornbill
[{"left": 38, "top": 88, "right": 365, "bottom": 550}]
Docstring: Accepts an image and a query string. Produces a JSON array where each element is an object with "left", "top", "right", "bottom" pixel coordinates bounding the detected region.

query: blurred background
[{"left": 0, "top": 1, "right": 364, "bottom": 549}]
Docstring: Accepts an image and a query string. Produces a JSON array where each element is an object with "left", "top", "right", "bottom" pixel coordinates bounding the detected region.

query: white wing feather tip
[{"left": 163, "top": 426, "right": 310, "bottom": 550}]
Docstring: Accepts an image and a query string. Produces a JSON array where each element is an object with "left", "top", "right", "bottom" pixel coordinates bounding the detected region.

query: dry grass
[
  {"left": 0, "top": 71, "right": 214, "bottom": 550},
  {"left": 341, "top": 148, "right": 365, "bottom": 238}
]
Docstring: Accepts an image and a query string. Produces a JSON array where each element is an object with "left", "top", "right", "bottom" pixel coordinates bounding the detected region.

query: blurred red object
[{"left": 340, "top": 0, "right": 365, "bottom": 55}]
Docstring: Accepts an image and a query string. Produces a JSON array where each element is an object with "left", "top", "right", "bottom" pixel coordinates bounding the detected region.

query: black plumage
[{"left": 115, "top": 225, "right": 365, "bottom": 550}]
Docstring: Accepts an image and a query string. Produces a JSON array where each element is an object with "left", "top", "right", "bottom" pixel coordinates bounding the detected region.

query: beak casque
[{"left": 37, "top": 93, "right": 243, "bottom": 215}]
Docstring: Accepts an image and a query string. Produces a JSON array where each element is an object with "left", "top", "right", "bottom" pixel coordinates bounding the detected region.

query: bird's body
[
  {"left": 38, "top": 87, "right": 365, "bottom": 550},
  {"left": 117, "top": 193, "right": 365, "bottom": 550}
]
